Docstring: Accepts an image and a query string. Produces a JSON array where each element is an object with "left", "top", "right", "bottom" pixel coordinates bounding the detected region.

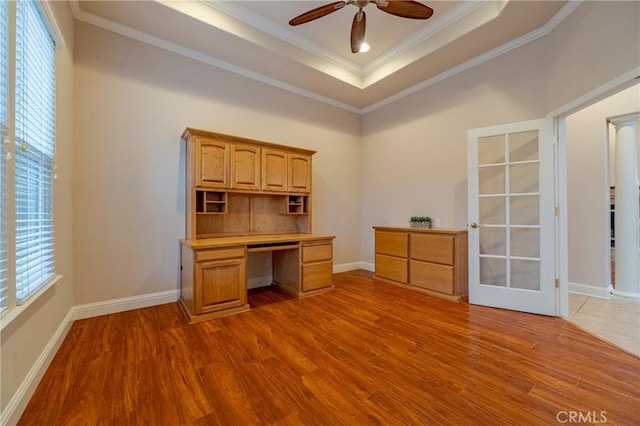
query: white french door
[{"left": 467, "top": 118, "right": 556, "bottom": 315}]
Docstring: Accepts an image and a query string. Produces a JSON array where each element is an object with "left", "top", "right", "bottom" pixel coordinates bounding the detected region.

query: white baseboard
[
  {"left": 334, "top": 262, "right": 373, "bottom": 273},
  {"left": 360, "top": 262, "right": 374, "bottom": 272},
  {"left": 1, "top": 309, "right": 75, "bottom": 426},
  {"left": 247, "top": 276, "right": 273, "bottom": 289},
  {"left": 73, "top": 289, "right": 180, "bottom": 320},
  {"left": 569, "top": 282, "right": 613, "bottom": 299}
]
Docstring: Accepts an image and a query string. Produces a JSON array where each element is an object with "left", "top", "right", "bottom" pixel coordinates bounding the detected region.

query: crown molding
[
  {"left": 200, "top": 0, "right": 362, "bottom": 76},
  {"left": 362, "top": 0, "right": 583, "bottom": 113},
  {"left": 39, "top": 0, "right": 65, "bottom": 50},
  {"left": 361, "top": 0, "right": 489, "bottom": 75},
  {"left": 202, "top": 0, "right": 490, "bottom": 81},
  {"left": 69, "top": 0, "right": 582, "bottom": 115},
  {"left": 69, "top": 1, "right": 361, "bottom": 114}
]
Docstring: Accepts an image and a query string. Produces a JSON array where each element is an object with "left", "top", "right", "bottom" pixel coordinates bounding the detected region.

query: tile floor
[{"left": 568, "top": 292, "right": 640, "bottom": 356}]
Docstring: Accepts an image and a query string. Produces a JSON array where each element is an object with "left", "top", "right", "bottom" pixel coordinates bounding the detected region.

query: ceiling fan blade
[
  {"left": 350, "top": 10, "right": 366, "bottom": 53},
  {"left": 289, "top": 1, "right": 346, "bottom": 26},
  {"left": 376, "top": 1, "right": 433, "bottom": 19}
]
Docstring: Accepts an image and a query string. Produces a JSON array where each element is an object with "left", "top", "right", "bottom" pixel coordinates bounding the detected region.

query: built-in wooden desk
[{"left": 179, "top": 233, "right": 335, "bottom": 323}]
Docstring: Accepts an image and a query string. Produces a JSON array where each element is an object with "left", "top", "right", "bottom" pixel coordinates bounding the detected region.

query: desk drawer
[
  {"left": 302, "top": 261, "right": 333, "bottom": 291},
  {"left": 302, "top": 242, "right": 333, "bottom": 263},
  {"left": 195, "top": 247, "right": 246, "bottom": 262}
]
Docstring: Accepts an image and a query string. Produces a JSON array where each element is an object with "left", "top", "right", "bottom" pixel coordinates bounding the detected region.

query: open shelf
[
  {"left": 196, "top": 190, "right": 227, "bottom": 214},
  {"left": 286, "top": 195, "right": 308, "bottom": 215}
]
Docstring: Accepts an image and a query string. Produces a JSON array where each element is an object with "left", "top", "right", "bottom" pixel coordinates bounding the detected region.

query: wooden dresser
[
  {"left": 179, "top": 128, "right": 335, "bottom": 323},
  {"left": 374, "top": 226, "right": 468, "bottom": 302}
]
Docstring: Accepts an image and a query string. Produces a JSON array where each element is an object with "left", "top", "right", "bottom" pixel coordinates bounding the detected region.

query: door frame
[{"left": 548, "top": 67, "right": 640, "bottom": 317}]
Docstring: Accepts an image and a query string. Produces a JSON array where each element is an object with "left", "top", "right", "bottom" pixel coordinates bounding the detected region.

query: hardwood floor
[{"left": 19, "top": 270, "right": 640, "bottom": 425}]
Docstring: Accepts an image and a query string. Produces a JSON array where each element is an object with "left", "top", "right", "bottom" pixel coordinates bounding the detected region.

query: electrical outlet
[{"left": 266, "top": 258, "right": 272, "bottom": 267}]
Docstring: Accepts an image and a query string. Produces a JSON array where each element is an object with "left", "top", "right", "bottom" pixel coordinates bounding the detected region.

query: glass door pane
[{"left": 477, "top": 130, "right": 542, "bottom": 290}]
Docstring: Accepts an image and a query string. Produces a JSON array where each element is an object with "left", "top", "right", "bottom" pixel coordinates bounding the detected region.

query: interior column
[{"left": 610, "top": 112, "right": 640, "bottom": 301}]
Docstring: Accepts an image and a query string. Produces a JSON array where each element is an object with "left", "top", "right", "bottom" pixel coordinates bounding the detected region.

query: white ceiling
[{"left": 71, "top": 0, "right": 577, "bottom": 113}]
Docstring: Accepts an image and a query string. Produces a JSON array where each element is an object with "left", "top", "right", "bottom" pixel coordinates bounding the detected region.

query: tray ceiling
[{"left": 71, "top": 0, "right": 575, "bottom": 112}]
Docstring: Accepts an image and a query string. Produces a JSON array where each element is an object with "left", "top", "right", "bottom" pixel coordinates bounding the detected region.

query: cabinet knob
[{"left": 470, "top": 222, "right": 479, "bottom": 229}]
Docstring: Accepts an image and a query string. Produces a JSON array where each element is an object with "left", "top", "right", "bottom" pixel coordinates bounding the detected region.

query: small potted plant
[{"left": 410, "top": 216, "right": 433, "bottom": 228}]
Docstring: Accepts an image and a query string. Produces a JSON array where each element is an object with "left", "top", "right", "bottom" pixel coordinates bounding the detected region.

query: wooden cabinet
[
  {"left": 179, "top": 245, "right": 250, "bottom": 323},
  {"left": 262, "top": 149, "right": 288, "bottom": 192},
  {"left": 374, "top": 227, "right": 468, "bottom": 302},
  {"left": 180, "top": 128, "right": 333, "bottom": 323},
  {"left": 288, "top": 154, "right": 311, "bottom": 193},
  {"left": 185, "top": 129, "right": 314, "bottom": 195},
  {"left": 195, "top": 139, "right": 228, "bottom": 188},
  {"left": 301, "top": 241, "right": 333, "bottom": 292},
  {"left": 183, "top": 129, "right": 317, "bottom": 240},
  {"left": 274, "top": 239, "right": 334, "bottom": 297},
  {"left": 263, "top": 151, "right": 311, "bottom": 194},
  {"left": 231, "top": 145, "right": 260, "bottom": 190}
]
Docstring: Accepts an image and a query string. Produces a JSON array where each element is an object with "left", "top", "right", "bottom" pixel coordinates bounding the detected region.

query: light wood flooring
[
  {"left": 19, "top": 270, "right": 640, "bottom": 425},
  {"left": 568, "top": 292, "right": 640, "bottom": 356}
]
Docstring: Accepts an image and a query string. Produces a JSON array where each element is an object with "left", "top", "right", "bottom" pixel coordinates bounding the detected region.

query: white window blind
[
  {"left": 14, "top": 0, "right": 56, "bottom": 303},
  {"left": 0, "top": 0, "right": 8, "bottom": 312}
]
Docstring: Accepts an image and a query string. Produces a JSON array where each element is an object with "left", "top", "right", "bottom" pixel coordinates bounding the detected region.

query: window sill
[{"left": 0, "top": 275, "right": 63, "bottom": 331}]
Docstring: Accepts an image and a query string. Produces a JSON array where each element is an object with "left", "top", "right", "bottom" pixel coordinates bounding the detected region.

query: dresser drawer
[
  {"left": 410, "top": 234, "right": 454, "bottom": 265},
  {"left": 375, "top": 254, "right": 408, "bottom": 283},
  {"left": 302, "top": 242, "right": 333, "bottom": 263},
  {"left": 375, "top": 231, "right": 408, "bottom": 257},
  {"left": 410, "top": 260, "right": 454, "bottom": 295}
]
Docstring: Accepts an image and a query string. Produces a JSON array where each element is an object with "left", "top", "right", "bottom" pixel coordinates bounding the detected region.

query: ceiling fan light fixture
[
  {"left": 359, "top": 42, "right": 370, "bottom": 53},
  {"left": 289, "top": 0, "right": 434, "bottom": 54}
]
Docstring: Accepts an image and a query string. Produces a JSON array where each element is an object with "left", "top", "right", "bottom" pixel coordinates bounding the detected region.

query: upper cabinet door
[
  {"left": 231, "top": 145, "right": 261, "bottom": 190},
  {"left": 288, "top": 154, "right": 311, "bottom": 193},
  {"left": 262, "top": 149, "right": 288, "bottom": 192},
  {"left": 196, "top": 139, "right": 228, "bottom": 188}
]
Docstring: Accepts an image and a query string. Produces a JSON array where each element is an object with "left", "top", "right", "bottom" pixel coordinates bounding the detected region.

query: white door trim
[{"left": 547, "top": 67, "right": 640, "bottom": 317}]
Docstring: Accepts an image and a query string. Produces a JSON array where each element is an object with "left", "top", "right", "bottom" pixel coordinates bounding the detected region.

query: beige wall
[
  {"left": 360, "top": 1, "right": 640, "bottom": 264},
  {"left": 566, "top": 85, "right": 640, "bottom": 290},
  {"left": 72, "top": 21, "right": 362, "bottom": 305},
  {"left": 3, "top": 0, "right": 640, "bottom": 420},
  {"left": 1, "top": 1, "right": 75, "bottom": 416}
]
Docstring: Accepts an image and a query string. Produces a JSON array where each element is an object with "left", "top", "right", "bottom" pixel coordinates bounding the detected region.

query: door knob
[{"left": 470, "top": 222, "right": 479, "bottom": 229}]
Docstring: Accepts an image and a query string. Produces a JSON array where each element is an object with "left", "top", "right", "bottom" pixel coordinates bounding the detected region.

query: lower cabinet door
[
  {"left": 410, "top": 260, "right": 454, "bottom": 295},
  {"left": 375, "top": 254, "right": 408, "bottom": 283},
  {"left": 302, "top": 261, "right": 332, "bottom": 292},
  {"left": 195, "top": 258, "right": 246, "bottom": 314}
]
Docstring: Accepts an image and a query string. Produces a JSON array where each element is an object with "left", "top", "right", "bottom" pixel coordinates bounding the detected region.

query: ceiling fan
[{"left": 289, "top": 0, "right": 434, "bottom": 54}]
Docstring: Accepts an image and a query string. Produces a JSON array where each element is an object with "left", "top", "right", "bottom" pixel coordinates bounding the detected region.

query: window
[
  {"left": 0, "top": 0, "right": 8, "bottom": 313},
  {"left": 1, "top": 0, "right": 58, "bottom": 317},
  {"left": 15, "top": 0, "right": 56, "bottom": 302}
]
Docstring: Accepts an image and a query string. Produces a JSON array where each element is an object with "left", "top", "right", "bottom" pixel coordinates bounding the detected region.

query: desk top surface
[{"left": 181, "top": 233, "right": 335, "bottom": 250}]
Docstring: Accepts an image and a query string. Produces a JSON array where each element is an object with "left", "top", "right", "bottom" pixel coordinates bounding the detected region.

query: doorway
[
  {"left": 564, "top": 85, "right": 639, "bottom": 298},
  {"left": 560, "top": 83, "right": 639, "bottom": 355}
]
